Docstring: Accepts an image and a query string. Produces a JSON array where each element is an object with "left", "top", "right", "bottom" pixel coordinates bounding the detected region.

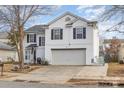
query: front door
[{"left": 25, "top": 49, "right": 31, "bottom": 63}]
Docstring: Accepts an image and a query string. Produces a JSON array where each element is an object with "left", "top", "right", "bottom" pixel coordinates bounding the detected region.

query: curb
[{"left": 68, "top": 78, "right": 124, "bottom": 87}]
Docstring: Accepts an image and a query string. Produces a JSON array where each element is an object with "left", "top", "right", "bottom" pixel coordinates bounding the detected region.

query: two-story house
[{"left": 24, "top": 12, "right": 99, "bottom": 65}]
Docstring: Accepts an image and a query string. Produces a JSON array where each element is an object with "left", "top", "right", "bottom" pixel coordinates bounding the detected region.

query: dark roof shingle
[
  {"left": 0, "top": 41, "right": 15, "bottom": 50},
  {"left": 26, "top": 25, "right": 48, "bottom": 34}
]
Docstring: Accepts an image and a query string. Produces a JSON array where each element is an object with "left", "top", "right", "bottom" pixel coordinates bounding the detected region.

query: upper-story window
[
  {"left": 73, "top": 27, "right": 86, "bottom": 39},
  {"left": 51, "top": 28, "right": 63, "bottom": 40},
  {"left": 27, "top": 34, "right": 36, "bottom": 43},
  {"left": 39, "top": 37, "right": 45, "bottom": 46}
]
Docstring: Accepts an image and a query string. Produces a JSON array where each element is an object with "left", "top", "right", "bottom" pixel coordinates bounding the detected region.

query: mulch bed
[
  {"left": 107, "top": 63, "right": 124, "bottom": 77},
  {"left": 10, "top": 66, "right": 41, "bottom": 73}
]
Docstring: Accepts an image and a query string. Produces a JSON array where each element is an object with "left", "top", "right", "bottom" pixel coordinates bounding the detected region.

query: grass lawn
[{"left": 107, "top": 63, "right": 124, "bottom": 77}]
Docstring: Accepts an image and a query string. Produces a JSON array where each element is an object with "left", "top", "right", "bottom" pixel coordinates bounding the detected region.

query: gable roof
[
  {"left": 26, "top": 12, "right": 97, "bottom": 33},
  {"left": 25, "top": 25, "right": 48, "bottom": 34},
  {"left": 0, "top": 41, "right": 15, "bottom": 51},
  {"left": 48, "top": 12, "right": 97, "bottom": 25}
]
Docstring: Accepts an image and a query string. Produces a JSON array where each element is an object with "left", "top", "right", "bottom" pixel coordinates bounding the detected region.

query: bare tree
[
  {"left": 105, "top": 37, "right": 121, "bottom": 62},
  {"left": 0, "top": 5, "right": 58, "bottom": 69},
  {"left": 7, "top": 30, "right": 20, "bottom": 63},
  {"left": 100, "top": 5, "right": 124, "bottom": 32}
]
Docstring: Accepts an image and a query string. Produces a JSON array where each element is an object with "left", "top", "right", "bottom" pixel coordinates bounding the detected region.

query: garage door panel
[{"left": 52, "top": 49, "right": 86, "bottom": 65}]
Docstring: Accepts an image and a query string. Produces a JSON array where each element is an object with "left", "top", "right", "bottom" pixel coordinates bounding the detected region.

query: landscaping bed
[
  {"left": 10, "top": 65, "right": 41, "bottom": 73},
  {"left": 107, "top": 63, "right": 124, "bottom": 77},
  {"left": 0, "top": 62, "right": 41, "bottom": 73}
]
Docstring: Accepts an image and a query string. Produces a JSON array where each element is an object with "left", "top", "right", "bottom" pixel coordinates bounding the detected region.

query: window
[
  {"left": 76, "top": 28, "right": 83, "bottom": 39},
  {"left": 25, "top": 50, "right": 30, "bottom": 60},
  {"left": 51, "top": 28, "right": 63, "bottom": 40},
  {"left": 39, "top": 37, "right": 45, "bottom": 46},
  {"left": 27, "top": 34, "right": 36, "bottom": 43},
  {"left": 73, "top": 27, "right": 86, "bottom": 39}
]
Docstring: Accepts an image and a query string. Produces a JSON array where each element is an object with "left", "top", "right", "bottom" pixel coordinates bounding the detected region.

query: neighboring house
[
  {"left": 0, "top": 32, "right": 18, "bottom": 62},
  {"left": 0, "top": 32, "right": 9, "bottom": 43},
  {"left": 24, "top": 12, "right": 99, "bottom": 65},
  {"left": 0, "top": 41, "right": 17, "bottom": 61}
]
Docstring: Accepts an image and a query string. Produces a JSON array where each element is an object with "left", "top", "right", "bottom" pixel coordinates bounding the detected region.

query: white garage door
[{"left": 52, "top": 49, "right": 86, "bottom": 65}]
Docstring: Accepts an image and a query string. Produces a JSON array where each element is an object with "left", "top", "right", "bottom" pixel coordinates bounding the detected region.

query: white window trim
[
  {"left": 39, "top": 36, "right": 45, "bottom": 46},
  {"left": 75, "top": 27, "right": 83, "bottom": 39},
  {"left": 41, "top": 37, "right": 45, "bottom": 46},
  {"left": 29, "top": 34, "right": 35, "bottom": 43},
  {"left": 75, "top": 26, "right": 87, "bottom": 39},
  {"left": 53, "top": 28, "right": 61, "bottom": 40}
]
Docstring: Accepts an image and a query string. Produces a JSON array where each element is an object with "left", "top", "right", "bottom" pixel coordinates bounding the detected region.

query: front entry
[
  {"left": 25, "top": 49, "right": 31, "bottom": 63},
  {"left": 25, "top": 49, "right": 37, "bottom": 64},
  {"left": 25, "top": 44, "right": 37, "bottom": 64}
]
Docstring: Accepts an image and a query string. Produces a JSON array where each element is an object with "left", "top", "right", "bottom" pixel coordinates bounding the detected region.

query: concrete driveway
[{"left": 1, "top": 64, "right": 108, "bottom": 84}]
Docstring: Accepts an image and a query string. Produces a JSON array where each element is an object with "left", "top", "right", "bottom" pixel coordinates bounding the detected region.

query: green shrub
[
  {"left": 42, "top": 60, "right": 49, "bottom": 65},
  {"left": 119, "top": 60, "right": 124, "bottom": 64}
]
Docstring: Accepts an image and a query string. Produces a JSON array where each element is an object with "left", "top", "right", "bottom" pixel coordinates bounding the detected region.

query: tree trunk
[
  {"left": 18, "top": 26, "right": 24, "bottom": 69},
  {"left": 13, "top": 30, "right": 21, "bottom": 66},
  {"left": 16, "top": 45, "right": 21, "bottom": 65}
]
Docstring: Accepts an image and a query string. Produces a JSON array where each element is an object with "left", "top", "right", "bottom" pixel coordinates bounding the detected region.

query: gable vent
[{"left": 65, "top": 17, "right": 71, "bottom": 22}]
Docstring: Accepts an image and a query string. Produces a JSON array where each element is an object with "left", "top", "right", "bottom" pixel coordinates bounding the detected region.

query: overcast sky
[{"left": 26, "top": 5, "right": 124, "bottom": 39}]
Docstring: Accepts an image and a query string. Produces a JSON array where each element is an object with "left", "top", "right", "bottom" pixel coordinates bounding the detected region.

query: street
[
  {"left": 0, "top": 81, "right": 121, "bottom": 88},
  {"left": 0, "top": 81, "right": 101, "bottom": 88}
]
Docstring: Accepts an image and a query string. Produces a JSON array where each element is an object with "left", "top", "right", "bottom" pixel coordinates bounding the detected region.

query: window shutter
[
  {"left": 27, "top": 34, "right": 29, "bottom": 43},
  {"left": 83, "top": 28, "right": 86, "bottom": 39},
  {"left": 60, "top": 29, "right": 63, "bottom": 39},
  {"left": 34, "top": 34, "right": 36, "bottom": 42},
  {"left": 73, "top": 28, "right": 76, "bottom": 39},
  {"left": 39, "top": 37, "right": 41, "bottom": 46},
  {"left": 51, "top": 29, "right": 53, "bottom": 40}
]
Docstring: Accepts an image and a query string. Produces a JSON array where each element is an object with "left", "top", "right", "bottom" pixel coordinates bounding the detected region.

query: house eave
[{"left": 47, "top": 11, "right": 91, "bottom": 26}]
